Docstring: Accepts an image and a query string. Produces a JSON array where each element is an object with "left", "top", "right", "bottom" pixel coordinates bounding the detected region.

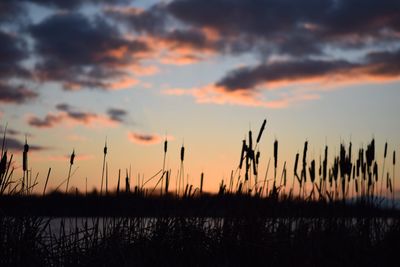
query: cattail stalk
[
  {"left": 256, "top": 119, "right": 267, "bottom": 144},
  {"left": 43, "top": 168, "right": 51, "bottom": 196},
  {"left": 200, "top": 172, "right": 204, "bottom": 194},
  {"left": 100, "top": 139, "right": 107, "bottom": 196},
  {"left": 161, "top": 138, "right": 168, "bottom": 195},
  {"left": 393, "top": 150, "right": 396, "bottom": 206},
  {"left": 66, "top": 150, "right": 75, "bottom": 194},
  {"left": 117, "top": 169, "right": 121, "bottom": 195}
]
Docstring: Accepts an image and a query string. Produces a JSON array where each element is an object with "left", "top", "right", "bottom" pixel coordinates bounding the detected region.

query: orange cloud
[{"left": 163, "top": 85, "right": 320, "bottom": 109}]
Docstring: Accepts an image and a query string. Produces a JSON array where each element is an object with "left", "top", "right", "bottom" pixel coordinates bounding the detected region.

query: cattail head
[
  {"left": 164, "top": 138, "right": 168, "bottom": 154},
  {"left": 373, "top": 162, "right": 378, "bottom": 182},
  {"left": 294, "top": 153, "right": 299, "bottom": 175},
  {"left": 384, "top": 142, "right": 388, "bottom": 158},
  {"left": 180, "top": 145, "right": 185, "bottom": 162},
  {"left": 248, "top": 130, "right": 253, "bottom": 151},
  {"left": 239, "top": 140, "right": 246, "bottom": 169},
  {"left": 200, "top": 172, "right": 204, "bottom": 193},
  {"left": 302, "top": 141, "right": 308, "bottom": 164},
  {"left": 348, "top": 142, "right": 352, "bottom": 161},
  {"left": 309, "top": 159, "right": 315, "bottom": 183},
  {"left": 256, "top": 151, "right": 260, "bottom": 165},
  {"left": 273, "top": 139, "right": 278, "bottom": 168},
  {"left": 0, "top": 151, "right": 7, "bottom": 176},
  {"left": 23, "top": 137, "right": 29, "bottom": 153},
  {"left": 103, "top": 141, "right": 107, "bottom": 155},
  {"left": 23, "top": 137, "right": 28, "bottom": 172},
  {"left": 256, "top": 119, "right": 267, "bottom": 143},
  {"left": 371, "top": 138, "right": 375, "bottom": 161},
  {"left": 394, "top": 150, "right": 396, "bottom": 165},
  {"left": 70, "top": 150, "right": 75, "bottom": 165}
]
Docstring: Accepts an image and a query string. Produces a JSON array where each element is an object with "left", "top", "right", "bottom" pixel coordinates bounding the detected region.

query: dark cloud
[
  {"left": 28, "top": 104, "right": 126, "bottom": 128},
  {"left": 0, "top": 83, "right": 38, "bottom": 104},
  {"left": 0, "top": 1, "right": 26, "bottom": 23},
  {"left": 0, "top": 30, "right": 30, "bottom": 79},
  {"left": 165, "top": 0, "right": 400, "bottom": 56},
  {"left": 0, "top": 126, "right": 20, "bottom": 137},
  {"left": 216, "top": 48, "right": 400, "bottom": 91},
  {"left": 217, "top": 59, "right": 356, "bottom": 91},
  {"left": 4, "top": 137, "right": 46, "bottom": 151},
  {"left": 26, "top": 0, "right": 129, "bottom": 10},
  {"left": 107, "top": 108, "right": 128, "bottom": 123},
  {"left": 27, "top": 114, "right": 63, "bottom": 128},
  {"left": 365, "top": 49, "right": 400, "bottom": 77},
  {"left": 107, "top": 4, "right": 221, "bottom": 53},
  {"left": 30, "top": 12, "right": 149, "bottom": 90},
  {"left": 128, "top": 132, "right": 162, "bottom": 145},
  {"left": 108, "top": 4, "right": 168, "bottom": 35}
]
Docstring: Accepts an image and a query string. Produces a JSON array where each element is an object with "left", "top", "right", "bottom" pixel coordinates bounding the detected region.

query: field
[{"left": 1, "top": 120, "right": 399, "bottom": 266}]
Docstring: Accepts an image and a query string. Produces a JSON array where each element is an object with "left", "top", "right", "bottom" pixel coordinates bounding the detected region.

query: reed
[{"left": 65, "top": 150, "right": 75, "bottom": 194}]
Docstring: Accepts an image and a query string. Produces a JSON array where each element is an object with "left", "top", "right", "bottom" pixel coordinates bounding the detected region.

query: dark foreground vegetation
[
  {"left": 1, "top": 209, "right": 400, "bottom": 266},
  {"left": 1, "top": 119, "right": 399, "bottom": 266}
]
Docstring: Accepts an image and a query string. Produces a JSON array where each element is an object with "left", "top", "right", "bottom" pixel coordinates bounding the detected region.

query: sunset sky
[{"left": 1, "top": 0, "right": 400, "bottom": 193}]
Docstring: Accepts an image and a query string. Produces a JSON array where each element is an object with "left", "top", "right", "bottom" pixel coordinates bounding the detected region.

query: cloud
[
  {"left": 0, "top": 1, "right": 26, "bottom": 23},
  {"left": 107, "top": 108, "right": 128, "bottom": 123},
  {"left": 163, "top": 85, "right": 319, "bottom": 109},
  {"left": 216, "top": 59, "right": 357, "bottom": 92},
  {"left": 166, "top": 0, "right": 400, "bottom": 56},
  {"left": 0, "top": 126, "right": 21, "bottom": 137},
  {"left": 3, "top": 137, "right": 46, "bottom": 151},
  {"left": 0, "top": 83, "right": 38, "bottom": 104},
  {"left": 0, "top": 30, "right": 30, "bottom": 79},
  {"left": 128, "top": 132, "right": 168, "bottom": 145},
  {"left": 29, "top": 12, "right": 150, "bottom": 90},
  {"left": 27, "top": 104, "right": 123, "bottom": 128}
]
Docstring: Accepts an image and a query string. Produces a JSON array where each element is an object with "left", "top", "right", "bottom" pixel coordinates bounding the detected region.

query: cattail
[
  {"left": 302, "top": 141, "right": 308, "bottom": 182},
  {"left": 294, "top": 153, "right": 299, "bottom": 175},
  {"left": 256, "top": 119, "right": 267, "bottom": 143},
  {"left": 356, "top": 159, "right": 360, "bottom": 177},
  {"left": 348, "top": 142, "right": 352, "bottom": 161},
  {"left": 125, "top": 170, "right": 130, "bottom": 193},
  {"left": 373, "top": 162, "right": 378, "bottom": 182},
  {"left": 239, "top": 140, "right": 246, "bottom": 169},
  {"left": 117, "top": 169, "right": 121, "bottom": 194},
  {"left": 309, "top": 160, "right": 315, "bottom": 183},
  {"left": 165, "top": 170, "right": 170, "bottom": 194},
  {"left": 394, "top": 150, "right": 396, "bottom": 165},
  {"left": 371, "top": 138, "right": 375, "bottom": 161},
  {"left": 66, "top": 150, "right": 75, "bottom": 194},
  {"left": 164, "top": 138, "right": 168, "bottom": 154},
  {"left": 0, "top": 151, "right": 7, "bottom": 177},
  {"left": 323, "top": 146, "right": 328, "bottom": 181},
  {"left": 23, "top": 137, "right": 29, "bottom": 172},
  {"left": 274, "top": 140, "right": 278, "bottom": 169},
  {"left": 103, "top": 140, "right": 107, "bottom": 155},
  {"left": 200, "top": 172, "right": 204, "bottom": 194},
  {"left": 248, "top": 130, "right": 253, "bottom": 151},
  {"left": 256, "top": 151, "right": 260, "bottom": 165},
  {"left": 70, "top": 150, "right": 75, "bottom": 165},
  {"left": 384, "top": 142, "right": 388, "bottom": 158},
  {"left": 180, "top": 145, "right": 185, "bottom": 162},
  {"left": 303, "top": 141, "right": 308, "bottom": 163}
]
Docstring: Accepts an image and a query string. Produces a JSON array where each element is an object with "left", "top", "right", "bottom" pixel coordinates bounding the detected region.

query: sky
[{"left": 1, "top": 0, "right": 400, "bottom": 194}]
